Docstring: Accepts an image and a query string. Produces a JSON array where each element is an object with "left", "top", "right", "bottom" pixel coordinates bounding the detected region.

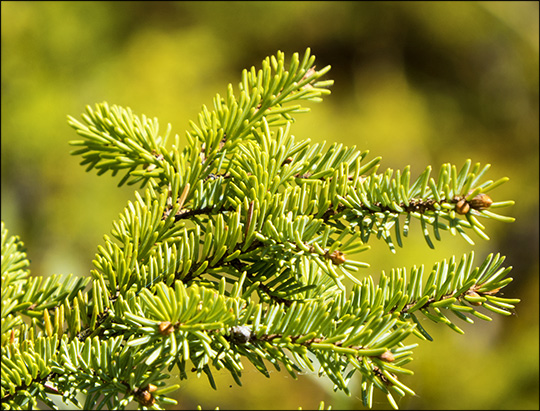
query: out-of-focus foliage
[{"left": 1, "top": 2, "right": 537, "bottom": 409}]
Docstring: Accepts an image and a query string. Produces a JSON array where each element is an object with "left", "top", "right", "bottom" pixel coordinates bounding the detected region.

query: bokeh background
[{"left": 1, "top": 1, "right": 538, "bottom": 409}]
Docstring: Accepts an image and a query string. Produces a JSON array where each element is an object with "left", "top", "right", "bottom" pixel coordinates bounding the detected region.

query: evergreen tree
[{"left": 1, "top": 49, "right": 519, "bottom": 410}]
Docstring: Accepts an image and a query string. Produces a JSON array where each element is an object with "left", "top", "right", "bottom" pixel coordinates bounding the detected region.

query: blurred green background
[{"left": 1, "top": 1, "right": 538, "bottom": 409}]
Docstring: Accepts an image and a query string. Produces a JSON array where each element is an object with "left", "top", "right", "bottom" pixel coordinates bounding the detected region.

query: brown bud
[
  {"left": 158, "top": 321, "right": 174, "bottom": 335},
  {"left": 465, "top": 290, "right": 483, "bottom": 306},
  {"left": 328, "top": 250, "right": 346, "bottom": 265},
  {"left": 469, "top": 193, "right": 493, "bottom": 210},
  {"left": 455, "top": 198, "right": 470, "bottom": 215},
  {"left": 135, "top": 388, "right": 155, "bottom": 407},
  {"left": 379, "top": 350, "right": 395, "bottom": 362}
]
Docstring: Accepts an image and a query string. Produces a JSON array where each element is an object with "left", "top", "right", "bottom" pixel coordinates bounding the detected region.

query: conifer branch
[{"left": 2, "top": 49, "right": 519, "bottom": 410}]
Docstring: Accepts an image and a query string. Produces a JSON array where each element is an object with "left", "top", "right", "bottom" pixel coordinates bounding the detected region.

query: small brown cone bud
[
  {"left": 455, "top": 198, "right": 470, "bottom": 215},
  {"left": 328, "top": 250, "right": 346, "bottom": 265},
  {"left": 469, "top": 193, "right": 493, "bottom": 210},
  {"left": 158, "top": 321, "right": 174, "bottom": 335},
  {"left": 379, "top": 350, "right": 395, "bottom": 362},
  {"left": 135, "top": 388, "right": 155, "bottom": 407}
]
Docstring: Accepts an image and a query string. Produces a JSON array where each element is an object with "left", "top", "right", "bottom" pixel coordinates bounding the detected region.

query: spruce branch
[{"left": 2, "top": 49, "right": 519, "bottom": 410}]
